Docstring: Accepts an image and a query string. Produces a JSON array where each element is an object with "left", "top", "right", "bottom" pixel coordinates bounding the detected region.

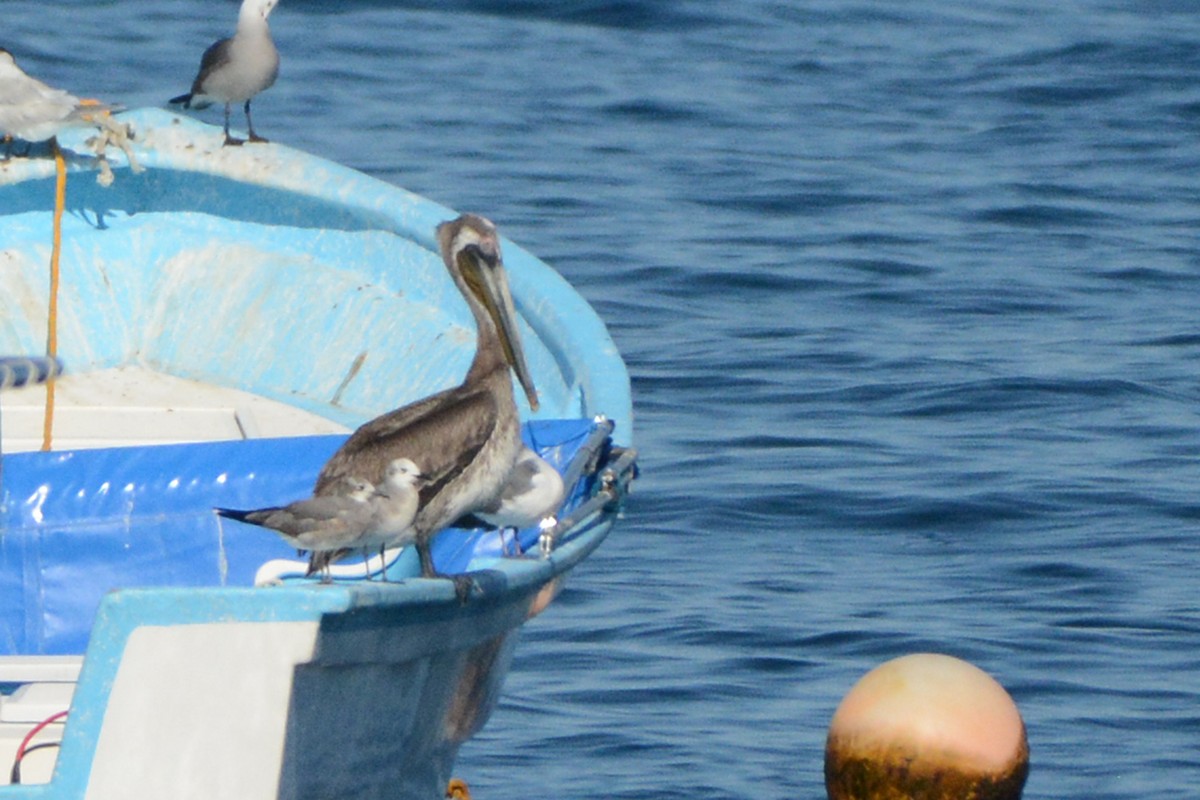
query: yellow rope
[{"left": 42, "top": 139, "right": 66, "bottom": 452}]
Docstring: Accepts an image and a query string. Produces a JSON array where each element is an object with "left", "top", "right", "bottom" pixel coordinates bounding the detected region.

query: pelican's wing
[{"left": 314, "top": 383, "right": 498, "bottom": 497}]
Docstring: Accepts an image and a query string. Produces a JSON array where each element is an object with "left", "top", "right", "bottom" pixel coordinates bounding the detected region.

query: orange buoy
[
  {"left": 446, "top": 778, "right": 472, "bottom": 799},
  {"left": 825, "top": 653, "right": 1028, "bottom": 800}
]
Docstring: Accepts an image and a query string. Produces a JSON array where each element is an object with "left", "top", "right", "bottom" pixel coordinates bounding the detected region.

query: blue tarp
[{"left": 0, "top": 419, "right": 599, "bottom": 655}]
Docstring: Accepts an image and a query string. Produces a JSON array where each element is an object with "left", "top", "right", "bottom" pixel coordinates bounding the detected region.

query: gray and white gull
[
  {"left": 461, "top": 446, "right": 565, "bottom": 554},
  {"left": 170, "top": 0, "right": 280, "bottom": 146},
  {"left": 216, "top": 458, "right": 426, "bottom": 580}
]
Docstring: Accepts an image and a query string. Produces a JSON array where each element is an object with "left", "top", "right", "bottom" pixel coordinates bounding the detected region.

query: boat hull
[
  {"left": 65, "top": 512, "right": 614, "bottom": 800},
  {"left": 0, "top": 109, "right": 636, "bottom": 797},
  {"left": 0, "top": 415, "right": 629, "bottom": 798}
]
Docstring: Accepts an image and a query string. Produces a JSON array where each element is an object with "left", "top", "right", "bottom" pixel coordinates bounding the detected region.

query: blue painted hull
[{"left": 0, "top": 110, "right": 636, "bottom": 798}]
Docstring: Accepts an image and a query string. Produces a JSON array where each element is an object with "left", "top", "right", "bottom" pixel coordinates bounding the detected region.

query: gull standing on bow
[
  {"left": 170, "top": 0, "right": 280, "bottom": 146},
  {"left": 216, "top": 458, "right": 427, "bottom": 580},
  {"left": 0, "top": 48, "right": 120, "bottom": 152},
  {"left": 215, "top": 475, "right": 375, "bottom": 559},
  {"left": 462, "top": 447, "right": 565, "bottom": 554},
  {"left": 360, "top": 457, "right": 429, "bottom": 574},
  {"left": 310, "top": 214, "right": 540, "bottom": 595}
]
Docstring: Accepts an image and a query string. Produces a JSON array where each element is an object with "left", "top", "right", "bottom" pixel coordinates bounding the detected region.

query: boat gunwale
[{"left": 37, "top": 492, "right": 623, "bottom": 799}]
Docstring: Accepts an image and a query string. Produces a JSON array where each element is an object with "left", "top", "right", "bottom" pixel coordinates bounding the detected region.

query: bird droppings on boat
[
  {"left": 824, "top": 653, "right": 1029, "bottom": 800},
  {"left": 169, "top": 0, "right": 280, "bottom": 146},
  {"left": 113, "top": 115, "right": 408, "bottom": 216},
  {"left": 136, "top": 239, "right": 475, "bottom": 423}
]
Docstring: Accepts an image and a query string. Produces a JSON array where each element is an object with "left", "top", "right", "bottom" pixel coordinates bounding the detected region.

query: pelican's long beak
[{"left": 459, "top": 246, "right": 540, "bottom": 411}]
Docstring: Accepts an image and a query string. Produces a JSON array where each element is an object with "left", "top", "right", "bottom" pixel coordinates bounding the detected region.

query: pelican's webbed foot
[
  {"left": 429, "top": 573, "right": 475, "bottom": 605},
  {"left": 422, "top": 571, "right": 477, "bottom": 604},
  {"left": 416, "top": 541, "right": 475, "bottom": 602}
]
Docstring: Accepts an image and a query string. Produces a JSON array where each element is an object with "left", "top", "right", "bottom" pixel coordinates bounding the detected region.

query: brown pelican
[
  {"left": 216, "top": 458, "right": 426, "bottom": 579},
  {"left": 169, "top": 0, "right": 280, "bottom": 146},
  {"left": 310, "top": 214, "right": 539, "bottom": 595}
]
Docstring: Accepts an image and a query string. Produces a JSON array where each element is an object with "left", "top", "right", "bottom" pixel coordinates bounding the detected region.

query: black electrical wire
[{"left": 10, "top": 740, "right": 62, "bottom": 785}]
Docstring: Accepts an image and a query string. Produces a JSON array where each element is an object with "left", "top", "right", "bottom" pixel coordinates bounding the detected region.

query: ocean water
[{"left": 5, "top": 1, "right": 1200, "bottom": 797}]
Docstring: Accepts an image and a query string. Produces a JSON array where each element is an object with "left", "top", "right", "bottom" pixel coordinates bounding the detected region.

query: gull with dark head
[
  {"left": 170, "top": 0, "right": 280, "bottom": 146},
  {"left": 0, "top": 47, "right": 121, "bottom": 151},
  {"left": 309, "top": 214, "right": 539, "bottom": 597}
]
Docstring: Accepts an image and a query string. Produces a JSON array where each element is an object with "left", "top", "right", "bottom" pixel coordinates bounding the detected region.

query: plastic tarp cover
[{"left": 0, "top": 419, "right": 598, "bottom": 656}]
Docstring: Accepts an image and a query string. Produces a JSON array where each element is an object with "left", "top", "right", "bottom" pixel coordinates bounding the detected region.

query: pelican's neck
[{"left": 462, "top": 290, "right": 508, "bottom": 386}]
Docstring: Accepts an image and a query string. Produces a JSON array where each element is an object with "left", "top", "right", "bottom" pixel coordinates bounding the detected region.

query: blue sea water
[{"left": 5, "top": 1, "right": 1200, "bottom": 797}]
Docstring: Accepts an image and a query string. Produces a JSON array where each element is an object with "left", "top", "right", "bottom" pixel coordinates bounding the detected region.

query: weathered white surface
[
  {"left": 0, "top": 682, "right": 75, "bottom": 724},
  {"left": 84, "top": 621, "right": 320, "bottom": 800},
  {"left": 0, "top": 655, "right": 82, "bottom": 684},
  {"left": 0, "top": 365, "right": 348, "bottom": 452}
]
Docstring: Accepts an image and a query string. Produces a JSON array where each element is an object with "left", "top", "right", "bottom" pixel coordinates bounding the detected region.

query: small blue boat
[{"left": 0, "top": 109, "right": 635, "bottom": 799}]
